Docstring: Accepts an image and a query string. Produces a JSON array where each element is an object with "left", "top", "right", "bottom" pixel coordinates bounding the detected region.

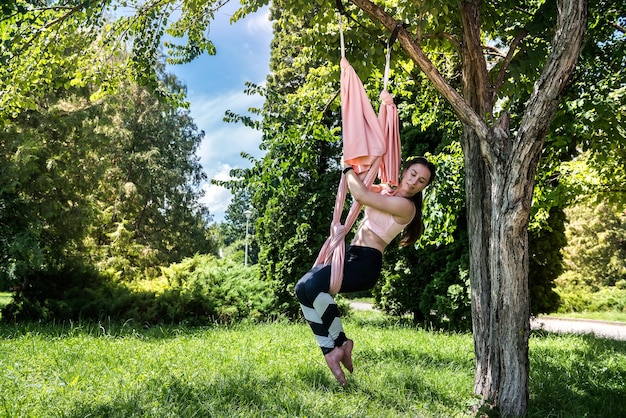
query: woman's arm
[{"left": 343, "top": 165, "right": 414, "bottom": 223}]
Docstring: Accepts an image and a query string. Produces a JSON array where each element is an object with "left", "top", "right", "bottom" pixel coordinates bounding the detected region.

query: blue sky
[{"left": 167, "top": 4, "right": 272, "bottom": 223}]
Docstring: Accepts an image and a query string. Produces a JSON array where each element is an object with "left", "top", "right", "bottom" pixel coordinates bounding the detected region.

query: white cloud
[
  {"left": 246, "top": 9, "right": 273, "bottom": 39},
  {"left": 189, "top": 88, "right": 265, "bottom": 170},
  {"left": 202, "top": 183, "right": 232, "bottom": 222},
  {"left": 190, "top": 88, "right": 264, "bottom": 127},
  {"left": 167, "top": 5, "right": 272, "bottom": 224},
  {"left": 188, "top": 88, "right": 265, "bottom": 222},
  {"left": 200, "top": 164, "right": 235, "bottom": 222}
]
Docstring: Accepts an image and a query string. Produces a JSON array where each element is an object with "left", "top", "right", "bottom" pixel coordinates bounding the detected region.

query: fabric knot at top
[{"left": 380, "top": 90, "right": 393, "bottom": 105}]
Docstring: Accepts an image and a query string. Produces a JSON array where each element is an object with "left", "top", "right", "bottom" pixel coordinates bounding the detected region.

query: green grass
[{"left": 0, "top": 310, "right": 624, "bottom": 417}]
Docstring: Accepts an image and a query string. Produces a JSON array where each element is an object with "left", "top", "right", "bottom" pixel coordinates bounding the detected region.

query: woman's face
[{"left": 401, "top": 163, "right": 432, "bottom": 196}]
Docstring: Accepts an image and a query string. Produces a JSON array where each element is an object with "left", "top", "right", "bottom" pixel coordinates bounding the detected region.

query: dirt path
[{"left": 350, "top": 302, "right": 626, "bottom": 341}]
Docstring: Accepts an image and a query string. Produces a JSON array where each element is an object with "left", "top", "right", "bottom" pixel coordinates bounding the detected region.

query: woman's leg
[
  {"left": 295, "top": 265, "right": 347, "bottom": 384},
  {"left": 334, "top": 246, "right": 382, "bottom": 377},
  {"left": 295, "top": 265, "right": 346, "bottom": 354},
  {"left": 294, "top": 247, "right": 382, "bottom": 384}
]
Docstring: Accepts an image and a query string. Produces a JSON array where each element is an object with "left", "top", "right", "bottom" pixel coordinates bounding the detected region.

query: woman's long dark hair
[{"left": 399, "top": 157, "right": 436, "bottom": 247}]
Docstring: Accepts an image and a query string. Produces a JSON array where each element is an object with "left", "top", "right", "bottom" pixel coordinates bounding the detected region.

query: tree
[
  {"left": 223, "top": 1, "right": 593, "bottom": 413},
  {"left": 0, "top": 1, "right": 112, "bottom": 119},
  {"left": 0, "top": 88, "right": 101, "bottom": 285},
  {"left": 85, "top": 68, "right": 216, "bottom": 280},
  {"left": 1, "top": 49, "right": 215, "bottom": 297},
  {"left": 317, "top": 1, "right": 587, "bottom": 414},
  {"left": 242, "top": 4, "right": 342, "bottom": 313},
  {"left": 561, "top": 201, "right": 626, "bottom": 288},
  {"left": 527, "top": 207, "right": 566, "bottom": 314},
  {"left": 218, "top": 187, "right": 259, "bottom": 264}
]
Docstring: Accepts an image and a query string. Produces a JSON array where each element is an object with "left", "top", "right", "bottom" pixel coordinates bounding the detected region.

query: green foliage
[
  {"left": 0, "top": 1, "right": 110, "bottom": 118},
  {"left": 1, "top": 92, "right": 104, "bottom": 283},
  {"left": 555, "top": 281, "right": 626, "bottom": 314},
  {"left": 0, "top": 292, "right": 11, "bottom": 311},
  {"left": 528, "top": 207, "right": 566, "bottom": 315},
  {"left": 544, "top": 0, "right": 626, "bottom": 209},
  {"left": 377, "top": 214, "right": 471, "bottom": 330},
  {"left": 561, "top": 201, "right": 626, "bottom": 288},
  {"left": 554, "top": 200, "right": 626, "bottom": 314},
  {"left": 83, "top": 70, "right": 216, "bottom": 280},
  {"left": 372, "top": 139, "right": 471, "bottom": 329},
  {"left": 218, "top": 188, "right": 259, "bottom": 264},
  {"left": 0, "top": 0, "right": 232, "bottom": 113},
  {"left": 154, "top": 254, "right": 277, "bottom": 323},
  {"left": 2, "top": 254, "right": 278, "bottom": 324},
  {"left": 0, "top": 52, "right": 215, "bottom": 288},
  {"left": 418, "top": 142, "right": 465, "bottom": 247},
  {"left": 218, "top": 1, "right": 344, "bottom": 317},
  {"left": 1, "top": 259, "right": 119, "bottom": 322}
]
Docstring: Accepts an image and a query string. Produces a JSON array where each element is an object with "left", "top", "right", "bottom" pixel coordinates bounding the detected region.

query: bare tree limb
[
  {"left": 492, "top": 29, "right": 528, "bottom": 96},
  {"left": 611, "top": 21, "right": 625, "bottom": 34},
  {"left": 422, "top": 32, "right": 461, "bottom": 51},
  {"left": 483, "top": 45, "right": 506, "bottom": 58}
]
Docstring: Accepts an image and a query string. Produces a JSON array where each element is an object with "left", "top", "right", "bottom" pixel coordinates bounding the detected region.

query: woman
[{"left": 295, "top": 157, "right": 436, "bottom": 385}]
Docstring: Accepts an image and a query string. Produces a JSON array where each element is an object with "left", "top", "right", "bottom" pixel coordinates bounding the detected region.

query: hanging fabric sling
[{"left": 314, "top": 13, "right": 402, "bottom": 295}]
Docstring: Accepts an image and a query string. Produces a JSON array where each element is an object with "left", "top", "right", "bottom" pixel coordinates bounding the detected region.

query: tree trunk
[
  {"left": 349, "top": 0, "right": 587, "bottom": 415},
  {"left": 464, "top": 124, "right": 533, "bottom": 416}
]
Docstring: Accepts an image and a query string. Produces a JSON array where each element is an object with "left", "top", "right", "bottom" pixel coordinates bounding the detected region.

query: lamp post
[{"left": 243, "top": 209, "right": 252, "bottom": 266}]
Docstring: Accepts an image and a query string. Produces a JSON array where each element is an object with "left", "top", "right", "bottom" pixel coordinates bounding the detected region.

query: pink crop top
[{"left": 361, "top": 205, "right": 415, "bottom": 244}]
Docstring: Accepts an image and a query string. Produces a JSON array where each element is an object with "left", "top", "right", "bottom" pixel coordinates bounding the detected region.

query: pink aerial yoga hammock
[{"left": 314, "top": 16, "right": 401, "bottom": 295}]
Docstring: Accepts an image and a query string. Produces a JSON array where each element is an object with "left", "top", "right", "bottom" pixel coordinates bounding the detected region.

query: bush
[
  {"left": 1, "top": 260, "right": 121, "bottom": 322},
  {"left": 377, "top": 223, "right": 472, "bottom": 330},
  {"left": 528, "top": 207, "right": 566, "bottom": 314},
  {"left": 154, "top": 254, "right": 278, "bottom": 324},
  {"left": 561, "top": 201, "right": 626, "bottom": 288},
  {"left": 555, "top": 275, "right": 626, "bottom": 313},
  {"left": 1, "top": 255, "right": 280, "bottom": 325}
]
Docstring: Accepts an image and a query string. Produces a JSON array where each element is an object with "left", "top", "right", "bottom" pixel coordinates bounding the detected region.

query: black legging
[{"left": 295, "top": 245, "right": 383, "bottom": 354}]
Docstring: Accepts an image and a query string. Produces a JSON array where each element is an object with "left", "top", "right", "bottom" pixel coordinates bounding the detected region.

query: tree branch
[
  {"left": 483, "top": 45, "right": 506, "bottom": 58},
  {"left": 459, "top": 0, "right": 495, "bottom": 164},
  {"left": 17, "top": 1, "right": 91, "bottom": 54},
  {"left": 611, "top": 21, "right": 625, "bottom": 34},
  {"left": 348, "top": 0, "right": 488, "bottom": 141},
  {"left": 516, "top": 0, "right": 587, "bottom": 168},
  {"left": 492, "top": 29, "right": 528, "bottom": 95},
  {"left": 422, "top": 32, "right": 461, "bottom": 52}
]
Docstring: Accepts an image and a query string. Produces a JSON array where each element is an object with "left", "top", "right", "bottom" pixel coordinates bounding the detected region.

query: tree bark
[{"left": 348, "top": 0, "right": 587, "bottom": 415}]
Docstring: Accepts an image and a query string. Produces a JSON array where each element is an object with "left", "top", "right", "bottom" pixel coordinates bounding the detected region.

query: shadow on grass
[
  {"left": 0, "top": 319, "right": 258, "bottom": 341},
  {"left": 62, "top": 367, "right": 368, "bottom": 418},
  {"left": 352, "top": 345, "right": 474, "bottom": 414},
  {"left": 63, "top": 371, "right": 286, "bottom": 417},
  {"left": 528, "top": 331, "right": 626, "bottom": 418}
]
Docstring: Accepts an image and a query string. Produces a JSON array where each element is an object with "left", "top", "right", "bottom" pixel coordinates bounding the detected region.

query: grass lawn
[{"left": 0, "top": 309, "right": 624, "bottom": 417}]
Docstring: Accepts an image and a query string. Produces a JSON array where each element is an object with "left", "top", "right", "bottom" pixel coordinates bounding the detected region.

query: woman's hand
[{"left": 370, "top": 183, "right": 396, "bottom": 195}]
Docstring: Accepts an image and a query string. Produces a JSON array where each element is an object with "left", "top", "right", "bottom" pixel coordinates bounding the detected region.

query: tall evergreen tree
[
  {"left": 1, "top": 54, "right": 216, "bottom": 292},
  {"left": 86, "top": 68, "right": 216, "bottom": 280}
]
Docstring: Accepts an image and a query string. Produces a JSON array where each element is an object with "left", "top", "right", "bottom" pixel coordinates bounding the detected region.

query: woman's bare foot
[
  {"left": 341, "top": 339, "right": 354, "bottom": 373},
  {"left": 324, "top": 346, "right": 347, "bottom": 386}
]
